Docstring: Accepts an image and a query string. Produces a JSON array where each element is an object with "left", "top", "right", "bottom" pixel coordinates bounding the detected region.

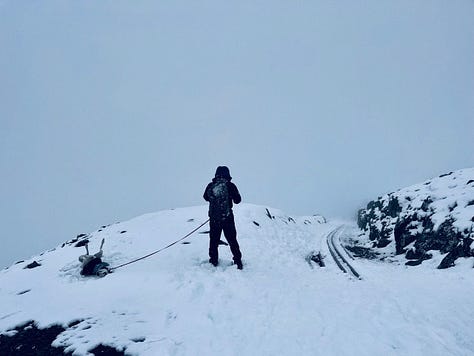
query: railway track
[{"left": 326, "top": 227, "right": 361, "bottom": 280}]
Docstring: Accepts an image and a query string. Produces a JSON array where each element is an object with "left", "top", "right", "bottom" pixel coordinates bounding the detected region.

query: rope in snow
[{"left": 110, "top": 218, "right": 210, "bottom": 271}]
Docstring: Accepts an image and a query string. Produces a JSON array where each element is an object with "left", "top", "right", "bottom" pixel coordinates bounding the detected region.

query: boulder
[{"left": 357, "top": 168, "right": 474, "bottom": 268}]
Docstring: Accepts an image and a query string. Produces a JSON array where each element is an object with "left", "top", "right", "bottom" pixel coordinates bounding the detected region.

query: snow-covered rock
[{"left": 357, "top": 168, "right": 474, "bottom": 268}]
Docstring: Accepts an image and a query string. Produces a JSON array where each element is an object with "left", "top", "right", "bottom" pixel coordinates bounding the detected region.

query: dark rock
[
  {"left": 253, "top": 221, "right": 260, "bottom": 226},
  {"left": 420, "top": 197, "right": 433, "bottom": 212},
  {"left": 377, "top": 237, "right": 392, "bottom": 248},
  {"left": 68, "top": 238, "right": 79, "bottom": 245},
  {"left": 386, "top": 197, "right": 402, "bottom": 217},
  {"left": 414, "top": 219, "right": 459, "bottom": 254},
  {"left": 368, "top": 223, "right": 392, "bottom": 248},
  {"left": 75, "top": 239, "right": 90, "bottom": 248},
  {"left": 439, "top": 172, "right": 453, "bottom": 178},
  {"left": 405, "top": 259, "right": 423, "bottom": 266},
  {"left": 405, "top": 249, "right": 421, "bottom": 260},
  {"left": 438, "top": 238, "right": 474, "bottom": 269},
  {"left": 68, "top": 319, "right": 84, "bottom": 328},
  {"left": 17, "top": 289, "right": 31, "bottom": 295},
  {"left": 345, "top": 245, "right": 380, "bottom": 259},
  {"left": 306, "top": 251, "right": 325, "bottom": 267},
  {"left": 120, "top": 231, "right": 127, "bottom": 234},
  {"left": 449, "top": 202, "right": 458, "bottom": 211},
  {"left": 394, "top": 217, "right": 418, "bottom": 255},
  {"left": 88, "top": 344, "right": 126, "bottom": 355},
  {"left": 24, "top": 261, "right": 41, "bottom": 269},
  {"left": 357, "top": 208, "right": 368, "bottom": 230},
  {"left": 0, "top": 321, "right": 71, "bottom": 356},
  {"left": 467, "top": 180, "right": 474, "bottom": 185},
  {"left": 265, "top": 208, "right": 274, "bottom": 219},
  {"left": 356, "top": 169, "right": 474, "bottom": 268},
  {"left": 405, "top": 248, "right": 432, "bottom": 262}
]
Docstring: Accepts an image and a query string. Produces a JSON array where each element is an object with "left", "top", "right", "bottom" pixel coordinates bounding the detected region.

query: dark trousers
[{"left": 209, "top": 216, "right": 242, "bottom": 264}]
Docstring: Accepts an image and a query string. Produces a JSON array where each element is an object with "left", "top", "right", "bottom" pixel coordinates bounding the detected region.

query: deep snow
[{"left": 0, "top": 204, "right": 473, "bottom": 355}]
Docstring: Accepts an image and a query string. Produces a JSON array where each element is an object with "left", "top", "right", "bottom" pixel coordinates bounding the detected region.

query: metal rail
[{"left": 326, "top": 227, "right": 361, "bottom": 279}]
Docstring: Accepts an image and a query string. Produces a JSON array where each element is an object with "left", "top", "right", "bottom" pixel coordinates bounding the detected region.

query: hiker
[
  {"left": 78, "top": 238, "right": 110, "bottom": 277},
  {"left": 203, "top": 166, "right": 243, "bottom": 269}
]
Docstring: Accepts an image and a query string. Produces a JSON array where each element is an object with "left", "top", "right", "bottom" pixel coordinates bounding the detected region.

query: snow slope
[{"left": 1, "top": 204, "right": 473, "bottom": 355}]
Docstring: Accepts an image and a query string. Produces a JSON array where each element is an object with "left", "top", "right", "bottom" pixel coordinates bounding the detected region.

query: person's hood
[{"left": 214, "top": 166, "right": 232, "bottom": 180}]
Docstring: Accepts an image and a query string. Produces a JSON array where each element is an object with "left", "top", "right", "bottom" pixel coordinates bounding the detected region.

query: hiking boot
[
  {"left": 96, "top": 267, "right": 109, "bottom": 278},
  {"left": 236, "top": 261, "right": 243, "bottom": 270},
  {"left": 209, "top": 259, "right": 218, "bottom": 267}
]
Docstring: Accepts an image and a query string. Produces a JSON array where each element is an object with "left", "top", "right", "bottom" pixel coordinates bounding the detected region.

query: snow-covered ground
[{"left": 0, "top": 204, "right": 473, "bottom": 355}]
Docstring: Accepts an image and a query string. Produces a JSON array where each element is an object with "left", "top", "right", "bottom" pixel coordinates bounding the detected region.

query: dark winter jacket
[{"left": 204, "top": 168, "right": 241, "bottom": 221}]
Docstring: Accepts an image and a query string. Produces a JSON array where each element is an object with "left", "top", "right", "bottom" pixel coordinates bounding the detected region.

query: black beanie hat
[{"left": 215, "top": 166, "right": 232, "bottom": 180}]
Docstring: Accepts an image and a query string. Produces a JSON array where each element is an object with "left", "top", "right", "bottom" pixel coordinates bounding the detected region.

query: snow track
[{"left": 326, "top": 226, "right": 361, "bottom": 279}]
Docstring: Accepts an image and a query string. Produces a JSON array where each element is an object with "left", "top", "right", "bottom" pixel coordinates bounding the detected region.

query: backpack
[{"left": 208, "top": 178, "right": 232, "bottom": 221}]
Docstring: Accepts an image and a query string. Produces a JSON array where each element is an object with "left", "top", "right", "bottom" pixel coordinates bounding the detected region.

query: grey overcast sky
[{"left": 1, "top": 1, "right": 473, "bottom": 268}]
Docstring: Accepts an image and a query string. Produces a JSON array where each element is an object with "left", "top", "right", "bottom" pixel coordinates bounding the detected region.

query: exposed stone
[
  {"left": 357, "top": 169, "right": 474, "bottom": 268},
  {"left": 306, "top": 251, "right": 325, "bottom": 267},
  {"left": 75, "top": 239, "right": 90, "bottom": 248},
  {"left": 405, "top": 259, "right": 423, "bottom": 266},
  {"left": 439, "top": 172, "right": 453, "bottom": 178},
  {"left": 345, "top": 245, "right": 380, "bottom": 259},
  {"left": 438, "top": 238, "right": 474, "bottom": 269},
  {"left": 88, "top": 344, "right": 126, "bottom": 355},
  {"left": 265, "top": 208, "right": 274, "bottom": 219},
  {"left": 0, "top": 320, "right": 127, "bottom": 355},
  {"left": 24, "top": 261, "right": 41, "bottom": 269},
  {"left": 0, "top": 321, "right": 70, "bottom": 356}
]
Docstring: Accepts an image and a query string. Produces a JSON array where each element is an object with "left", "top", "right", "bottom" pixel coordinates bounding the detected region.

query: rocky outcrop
[
  {"left": 357, "top": 169, "right": 474, "bottom": 268},
  {"left": 0, "top": 321, "right": 126, "bottom": 355}
]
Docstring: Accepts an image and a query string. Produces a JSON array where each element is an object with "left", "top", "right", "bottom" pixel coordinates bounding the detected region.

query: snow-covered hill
[
  {"left": 1, "top": 204, "right": 473, "bottom": 355},
  {"left": 357, "top": 168, "right": 474, "bottom": 268}
]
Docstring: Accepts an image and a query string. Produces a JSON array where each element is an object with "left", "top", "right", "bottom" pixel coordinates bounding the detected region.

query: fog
[{"left": 1, "top": 0, "right": 473, "bottom": 268}]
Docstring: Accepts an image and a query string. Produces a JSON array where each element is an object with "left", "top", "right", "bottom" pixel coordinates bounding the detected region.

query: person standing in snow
[{"left": 203, "top": 166, "right": 243, "bottom": 269}]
